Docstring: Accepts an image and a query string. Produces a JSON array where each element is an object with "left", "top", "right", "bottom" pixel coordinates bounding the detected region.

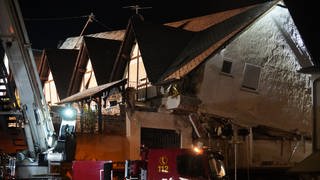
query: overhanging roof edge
[{"left": 58, "top": 78, "right": 127, "bottom": 104}]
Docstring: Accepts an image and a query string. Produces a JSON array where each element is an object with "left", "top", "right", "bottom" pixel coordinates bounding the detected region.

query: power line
[
  {"left": 92, "top": 16, "right": 113, "bottom": 31},
  {"left": 73, "top": 13, "right": 113, "bottom": 48},
  {"left": 24, "top": 13, "right": 112, "bottom": 30},
  {"left": 24, "top": 15, "right": 90, "bottom": 21}
]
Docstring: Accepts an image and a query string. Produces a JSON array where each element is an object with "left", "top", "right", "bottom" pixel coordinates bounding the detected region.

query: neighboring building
[{"left": 56, "top": 33, "right": 127, "bottom": 161}]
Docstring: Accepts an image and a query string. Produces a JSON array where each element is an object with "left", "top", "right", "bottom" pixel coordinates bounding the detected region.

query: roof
[
  {"left": 58, "top": 79, "right": 126, "bottom": 104},
  {"left": 32, "top": 49, "right": 43, "bottom": 72},
  {"left": 162, "top": 1, "right": 277, "bottom": 81},
  {"left": 84, "top": 36, "right": 122, "bottom": 85},
  {"left": 110, "top": 15, "right": 196, "bottom": 83},
  {"left": 59, "top": 30, "right": 125, "bottom": 50},
  {"left": 131, "top": 15, "right": 195, "bottom": 83},
  {"left": 0, "top": 44, "right": 5, "bottom": 78},
  {"left": 111, "top": 1, "right": 278, "bottom": 84},
  {"left": 67, "top": 36, "right": 122, "bottom": 95},
  {"left": 165, "top": 5, "right": 255, "bottom": 32},
  {"left": 38, "top": 50, "right": 50, "bottom": 86},
  {"left": 0, "top": 43, "right": 4, "bottom": 65},
  {"left": 41, "top": 49, "right": 79, "bottom": 99}
]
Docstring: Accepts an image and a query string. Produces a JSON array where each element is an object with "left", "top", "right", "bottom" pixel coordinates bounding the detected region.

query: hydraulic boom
[{"left": 0, "top": 0, "right": 56, "bottom": 159}]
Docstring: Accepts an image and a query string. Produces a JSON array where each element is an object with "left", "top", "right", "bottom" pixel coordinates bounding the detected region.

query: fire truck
[
  {"left": 71, "top": 147, "right": 226, "bottom": 180},
  {"left": 0, "top": 0, "right": 76, "bottom": 178}
]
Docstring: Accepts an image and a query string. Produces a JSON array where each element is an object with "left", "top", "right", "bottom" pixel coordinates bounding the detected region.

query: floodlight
[{"left": 61, "top": 107, "right": 76, "bottom": 120}]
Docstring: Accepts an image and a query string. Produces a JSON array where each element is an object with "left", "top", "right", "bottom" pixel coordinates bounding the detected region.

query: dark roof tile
[
  {"left": 83, "top": 36, "right": 122, "bottom": 85},
  {"left": 44, "top": 49, "right": 79, "bottom": 99},
  {"left": 162, "top": 1, "right": 277, "bottom": 80},
  {"left": 131, "top": 16, "right": 195, "bottom": 83}
]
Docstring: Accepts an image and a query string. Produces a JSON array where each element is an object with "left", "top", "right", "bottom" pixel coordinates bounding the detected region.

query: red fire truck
[{"left": 72, "top": 147, "right": 226, "bottom": 180}]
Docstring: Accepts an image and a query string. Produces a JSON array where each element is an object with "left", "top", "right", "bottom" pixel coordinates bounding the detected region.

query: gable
[
  {"left": 129, "top": 15, "right": 195, "bottom": 83},
  {"left": 84, "top": 36, "right": 122, "bottom": 85},
  {"left": 44, "top": 49, "right": 79, "bottom": 99}
]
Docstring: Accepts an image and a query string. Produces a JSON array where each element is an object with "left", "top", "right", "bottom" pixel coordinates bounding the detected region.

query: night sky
[
  {"left": 18, "top": 0, "right": 270, "bottom": 50},
  {"left": 283, "top": 0, "right": 319, "bottom": 68}
]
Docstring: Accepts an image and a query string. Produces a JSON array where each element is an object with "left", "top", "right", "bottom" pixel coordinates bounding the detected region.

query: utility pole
[{"left": 74, "top": 13, "right": 95, "bottom": 48}]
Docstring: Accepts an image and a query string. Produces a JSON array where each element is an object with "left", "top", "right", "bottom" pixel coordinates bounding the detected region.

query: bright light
[
  {"left": 193, "top": 146, "right": 203, "bottom": 154},
  {"left": 47, "top": 135, "right": 53, "bottom": 147},
  {"left": 192, "top": 140, "right": 204, "bottom": 154},
  {"left": 218, "top": 165, "right": 226, "bottom": 177},
  {"left": 64, "top": 109, "right": 74, "bottom": 117},
  {"left": 61, "top": 107, "right": 76, "bottom": 120}
]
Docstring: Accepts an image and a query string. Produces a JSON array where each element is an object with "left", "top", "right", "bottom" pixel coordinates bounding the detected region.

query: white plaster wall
[
  {"left": 198, "top": 5, "right": 313, "bottom": 166},
  {"left": 199, "top": 5, "right": 312, "bottom": 133}
]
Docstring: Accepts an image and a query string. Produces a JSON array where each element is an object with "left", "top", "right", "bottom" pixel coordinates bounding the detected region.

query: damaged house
[
  {"left": 108, "top": 0, "right": 313, "bottom": 176},
  {"left": 35, "top": 0, "right": 315, "bottom": 177}
]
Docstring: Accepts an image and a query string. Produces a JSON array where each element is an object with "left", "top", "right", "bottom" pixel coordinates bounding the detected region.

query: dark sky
[
  {"left": 18, "top": 0, "right": 270, "bottom": 50},
  {"left": 283, "top": 0, "right": 319, "bottom": 67}
]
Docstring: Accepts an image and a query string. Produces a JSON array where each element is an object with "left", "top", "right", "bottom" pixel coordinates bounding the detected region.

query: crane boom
[{"left": 0, "top": 0, "right": 56, "bottom": 158}]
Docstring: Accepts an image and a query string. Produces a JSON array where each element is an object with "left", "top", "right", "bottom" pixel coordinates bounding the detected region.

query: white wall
[
  {"left": 197, "top": 5, "right": 313, "bottom": 167},
  {"left": 199, "top": 5, "right": 311, "bottom": 133}
]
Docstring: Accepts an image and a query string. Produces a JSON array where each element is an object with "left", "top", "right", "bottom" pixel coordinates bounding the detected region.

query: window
[
  {"left": 242, "top": 63, "right": 261, "bottom": 90},
  {"left": 80, "top": 60, "right": 97, "bottom": 91},
  {"left": 221, "top": 60, "right": 232, "bottom": 74},
  {"left": 127, "top": 43, "right": 154, "bottom": 101},
  {"left": 43, "top": 71, "right": 59, "bottom": 104}
]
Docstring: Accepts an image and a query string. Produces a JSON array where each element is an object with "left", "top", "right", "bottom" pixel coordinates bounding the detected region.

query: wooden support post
[{"left": 98, "top": 97, "right": 102, "bottom": 133}]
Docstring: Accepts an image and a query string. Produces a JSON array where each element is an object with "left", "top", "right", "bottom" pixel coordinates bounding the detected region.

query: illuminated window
[
  {"left": 43, "top": 71, "right": 59, "bottom": 104},
  {"left": 80, "top": 60, "right": 97, "bottom": 91}
]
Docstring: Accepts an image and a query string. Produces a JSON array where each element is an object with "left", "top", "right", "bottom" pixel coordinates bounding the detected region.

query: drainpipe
[{"left": 313, "top": 77, "right": 320, "bottom": 152}]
